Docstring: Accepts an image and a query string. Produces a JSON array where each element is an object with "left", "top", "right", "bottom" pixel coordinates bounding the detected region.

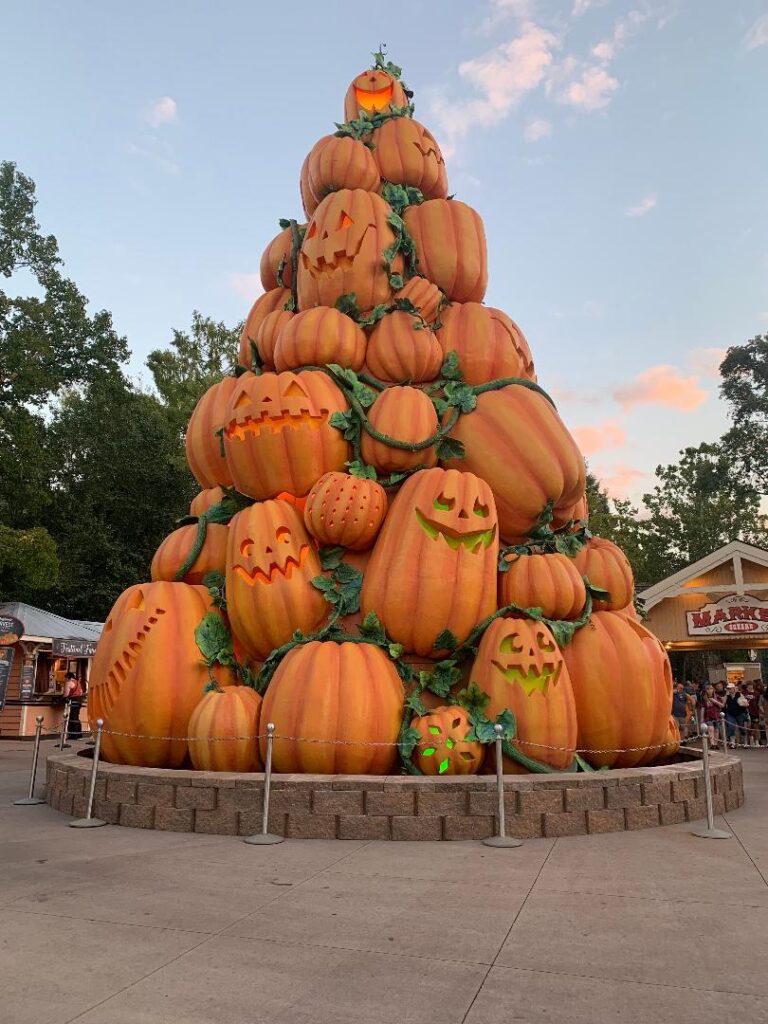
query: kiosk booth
[
  {"left": 0, "top": 603, "right": 103, "bottom": 738},
  {"left": 637, "top": 541, "right": 768, "bottom": 682}
]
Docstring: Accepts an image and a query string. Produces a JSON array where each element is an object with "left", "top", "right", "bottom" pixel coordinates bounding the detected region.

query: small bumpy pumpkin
[
  {"left": 185, "top": 376, "right": 239, "bottom": 489},
  {"left": 365, "top": 311, "right": 443, "bottom": 384},
  {"left": 188, "top": 686, "right": 263, "bottom": 773},
  {"left": 273, "top": 306, "right": 366, "bottom": 372},
  {"left": 238, "top": 287, "right": 291, "bottom": 368},
  {"left": 343, "top": 68, "right": 409, "bottom": 122},
  {"left": 411, "top": 705, "right": 483, "bottom": 775},
  {"left": 304, "top": 471, "right": 388, "bottom": 550},
  {"left": 499, "top": 551, "right": 586, "bottom": 622},
  {"left": 300, "top": 135, "right": 379, "bottom": 217},
  {"left": 573, "top": 536, "right": 634, "bottom": 611},
  {"left": 150, "top": 522, "right": 228, "bottom": 586},
  {"left": 360, "top": 386, "right": 439, "bottom": 474},
  {"left": 260, "top": 641, "right": 404, "bottom": 774},
  {"left": 436, "top": 303, "right": 535, "bottom": 386},
  {"left": 403, "top": 199, "right": 487, "bottom": 303}
]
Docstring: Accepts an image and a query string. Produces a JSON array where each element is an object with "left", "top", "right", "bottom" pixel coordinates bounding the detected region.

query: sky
[{"left": 2, "top": 0, "right": 767, "bottom": 504}]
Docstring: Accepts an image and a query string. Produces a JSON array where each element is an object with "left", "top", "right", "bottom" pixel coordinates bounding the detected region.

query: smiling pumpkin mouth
[
  {"left": 100, "top": 609, "right": 167, "bottom": 715},
  {"left": 491, "top": 662, "right": 561, "bottom": 697},
  {"left": 415, "top": 509, "right": 496, "bottom": 553},
  {"left": 225, "top": 410, "right": 329, "bottom": 441},
  {"left": 355, "top": 82, "right": 394, "bottom": 111},
  {"left": 302, "top": 227, "right": 370, "bottom": 278},
  {"left": 234, "top": 545, "right": 310, "bottom": 586}
]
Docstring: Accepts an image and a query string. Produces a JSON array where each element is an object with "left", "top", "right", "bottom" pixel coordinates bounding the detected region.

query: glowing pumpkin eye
[
  {"left": 339, "top": 212, "right": 354, "bottom": 229},
  {"left": 433, "top": 494, "right": 455, "bottom": 512},
  {"left": 307, "top": 222, "right": 317, "bottom": 238},
  {"left": 473, "top": 500, "right": 489, "bottom": 518},
  {"left": 537, "top": 632, "right": 556, "bottom": 653},
  {"left": 500, "top": 634, "right": 524, "bottom": 654},
  {"left": 240, "top": 538, "right": 254, "bottom": 556},
  {"left": 276, "top": 527, "right": 292, "bottom": 544}
]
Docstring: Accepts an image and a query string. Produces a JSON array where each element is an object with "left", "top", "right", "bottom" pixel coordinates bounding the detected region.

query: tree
[
  {"left": 146, "top": 311, "right": 241, "bottom": 434},
  {"left": 584, "top": 472, "right": 664, "bottom": 588},
  {"left": 0, "top": 525, "right": 59, "bottom": 599},
  {"left": 720, "top": 334, "right": 768, "bottom": 493},
  {"left": 42, "top": 374, "right": 197, "bottom": 620}
]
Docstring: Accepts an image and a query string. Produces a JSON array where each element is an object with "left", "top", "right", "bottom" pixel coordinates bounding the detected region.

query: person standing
[
  {"left": 63, "top": 672, "right": 84, "bottom": 740},
  {"left": 701, "top": 684, "right": 724, "bottom": 748},
  {"left": 672, "top": 682, "right": 688, "bottom": 738},
  {"left": 724, "top": 683, "right": 748, "bottom": 747}
]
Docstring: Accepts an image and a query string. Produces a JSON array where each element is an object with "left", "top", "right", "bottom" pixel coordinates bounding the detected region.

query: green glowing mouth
[
  {"left": 415, "top": 509, "right": 496, "bottom": 553},
  {"left": 491, "top": 661, "right": 561, "bottom": 697}
]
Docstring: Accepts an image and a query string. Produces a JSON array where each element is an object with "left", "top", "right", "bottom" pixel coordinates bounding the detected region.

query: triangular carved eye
[
  {"left": 283, "top": 380, "right": 308, "bottom": 399},
  {"left": 234, "top": 390, "right": 251, "bottom": 409},
  {"left": 307, "top": 222, "right": 317, "bottom": 238},
  {"left": 339, "top": 212, "right": 353, "bottom": 229},
  {"left": 126, "top": 589, "right": 145, "bottom": 612}
]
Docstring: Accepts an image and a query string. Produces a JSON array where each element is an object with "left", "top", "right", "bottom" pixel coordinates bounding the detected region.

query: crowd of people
[{"left": 672, "top": 678, "right": 767, "bottom": 748}]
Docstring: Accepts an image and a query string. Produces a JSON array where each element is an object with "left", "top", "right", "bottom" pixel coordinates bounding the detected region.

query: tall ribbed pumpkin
[
  {"left": 273, "top": 306, "right": 366, "bottom": 372},
  {"left": 304, "top": 471, "right": 388, "bottom": 550},
  {"left": 437, "top": 303, "right": 536, "bottom": 386},
  {"left": 239, "top": 287, "right": 291, "bottom": 368},
  {"left": 362, "top": 468, "right": 499, "bottom": 656},
  {"left": 470, "top": 617, "right": 577, "bottom": 772},
  {"left": 187, "top": 687, "right": 263, "bottom": 772},
  {"left": 360, "top": 386, "right": 439, "bottom": 474},
  {"left": 403, "top": 199, "right": 487, "bottom": 303},
  {"left": 300, "top": 135, "right": 380, "bottom": 216},
  {"left": 226, "top": 500, "right": 327, "bottom": 659},
  {"left": 150, "top": 523, "right": 228, "bottom": 585},
  {"left": 185, "top": 376, "right": 239, "bottom": 488},
  {"left": 88, "top": 582, "right": 218, "bottom": 768},
  {"left": 370, "top": 118, "right": 448, "bottom": 200},
  {"left": 561, "top": 611, "right": 673, "bottom": 769},
  {"left": 365, "top": 311, "right": 443, "bottom": 384},
  {"left": 573, "top": 536, "right": 634, "bottom": 611},
  {"left": 255, "top": 309, "right": 295, "bottom": 369},
  {"left": 297, "top": 189, "right": 404, "bottom": 313},
  {"left": 444, "top": 385, "right": 586, "bottom": 544},
  {"left": 222, "top": 370, "right": 349, "bottom": 500},
  {"left": 260, "top": 641, "right": 404, "bottom": 773},
  {"left": 343, "top": 68, "right": 409, "bottom": 122},
  {"left": 499, "top": 552, "right": 586, "bottom": 622},
  {"left": 260, "top": 225, "right": 298, "bottom": 290}
]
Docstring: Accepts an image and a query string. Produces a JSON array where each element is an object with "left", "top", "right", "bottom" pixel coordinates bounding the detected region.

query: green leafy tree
[
  {"left": 0, "top": 525, "right": 59, "bottom": 599},
  {"left": 719, "top": 334, "right": 768, "bottom": 493}
]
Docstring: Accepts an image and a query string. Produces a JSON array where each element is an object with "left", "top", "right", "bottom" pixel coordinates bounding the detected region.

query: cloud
[
  {"left": 614, "top": 365, "right": 708, "bottom": 411},
  {"left": 687, "top": 347, "right": 727, "bottom": 378},
  {"left": 145, "top": 96, "right": 177, "bottom": 128},
  {"left": 124, "top": 137, "right": 179, "bottom": 175},
  {"left": 554, "top": 63, "right": 619, "bottom": 110},
  {"left": 572, "top": 419, "right": 627, "bottom": 455},
  {"left": 592, "top": 9, "right": 647, "bottom": 61},
  {"left": 625, "top": 193, "right": 657, "bottom": 217},
  {"left": 601, "top": 464, "right": 646, "bottom": 498},
  {"left": 744, "top": 14, "right": 768, "bottom": 50},
  {"left": 524, "top": 117, "right": 552, "bottom": 141},
  {"left": 228, "top": 273, "right": 263, "bottom": 301}
]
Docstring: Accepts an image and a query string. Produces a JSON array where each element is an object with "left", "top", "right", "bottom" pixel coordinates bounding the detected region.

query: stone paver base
[{"left": 45, "top": 749, "right": 744, "bottom": 839}]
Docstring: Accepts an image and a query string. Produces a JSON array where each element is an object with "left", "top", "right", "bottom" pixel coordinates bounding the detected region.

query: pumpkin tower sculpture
[{"left": 89, "top": 53, "right": 676, "bottom": 776}]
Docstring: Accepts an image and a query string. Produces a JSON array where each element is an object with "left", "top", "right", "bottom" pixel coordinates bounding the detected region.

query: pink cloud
[
  {"left": 571, "top": 419, "right": 626, "bottom": 456},
  {"left": 145, "top": 96, "right": 177, "bottom": 128},
  {"left": 555, "top": 64, "right": 618, "bottom": 110},
  {"left": 613, "top": 365, "right": 708, "bottom": 411},
  {"left": 625, "top": 193, "right": 657, "bottom": 217},
  {"left": 601, "top": 464, "right": 646, "bottom": 499},
  {"left": 524, "top": 117, "right": 552, "bottom": 142},
  {"left": 687, "top": 347, "right": 727, "bottom": 378},
  {"left": 744, "top": 14, "right": 768, "bottom": 50},
  {"left": 228, "top": 273, "right": 263, "bottom": 301}
]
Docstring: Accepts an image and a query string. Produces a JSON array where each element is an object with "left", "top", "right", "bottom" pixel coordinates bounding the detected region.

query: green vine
[
  {"left": 173, "top": 492, "right": 252, "bottom": 583},
  {"left": 278, "top": 218, "right": 305, "bottom": 312}
]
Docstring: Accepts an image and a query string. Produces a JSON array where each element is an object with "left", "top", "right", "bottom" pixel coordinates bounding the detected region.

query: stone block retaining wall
[{"left": 45, "top": 748, "right": 744, "bottom": 840}]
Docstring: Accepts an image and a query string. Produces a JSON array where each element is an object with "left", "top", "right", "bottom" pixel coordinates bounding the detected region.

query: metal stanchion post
[
  {"left": 69, "top": 720, "right": 107, "bottom": 828},
  {"left": 58, "top": 700, "right": 72, "bottom": 750},
  {"left": 243, "top": 722, "right": 284, "bottom": 845},
  {"left": 720, "top": 712, "right": 729, "bottom": 752},
  {"left": 482, "top": 725, "right": 523, "bottom": 849},
  {"left": 691, "top": 726, "right": 731, "bottom": 840},
  {"left": 13, "top": 715, "right": 46, "bottom": 806}
]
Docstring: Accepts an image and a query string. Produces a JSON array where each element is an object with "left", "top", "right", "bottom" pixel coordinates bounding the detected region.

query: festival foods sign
[{"left": 687, "top": 594, "right": 768, "bottom": 636}]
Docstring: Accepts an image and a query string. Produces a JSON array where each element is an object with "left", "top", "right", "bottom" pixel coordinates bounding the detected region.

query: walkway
[{"left": 1, "top": 742, "right": 766, "bottom": 1023}]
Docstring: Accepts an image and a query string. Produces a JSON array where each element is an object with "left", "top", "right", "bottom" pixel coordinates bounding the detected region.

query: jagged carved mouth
[
  {"left": 301, "top": 226, "right": 370, "bottom": 278},
  {"left": 491, "top": 661, "right": 561, "bottom": 697},
  {"left": 355, "top": 82, "right": 393, "bottom": 111},
  {"left": 415, "top": 509, "right": 496, "bottom": 553},
  {"left": 414, "top": 142, "right": 443, "bottom": 164},
  {"left": 225, "top": 410, "right": 328, "bottom": 441},
  {"left": 234, "top": 545, "right": 310, "bottom": 586},
  {"left": 100, "top": 609, "right": 167, "bottom": 715}
]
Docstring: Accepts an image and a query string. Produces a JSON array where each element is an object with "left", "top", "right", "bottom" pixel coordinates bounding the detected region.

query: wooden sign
[
  {"left": 0, "top": 614, "right": 24, "bottom": 646},
  {"left": 52, "top": 639, "right": 98, "bottom": 658},
  {"left": 19, "top": 663, "right": 35, "bottom": 702},
  {"left": 687, "top": 594, "right": 768, "bottom": 636},
  {"left": 0, "top": 648, "right": 14, "bottom": 712}
]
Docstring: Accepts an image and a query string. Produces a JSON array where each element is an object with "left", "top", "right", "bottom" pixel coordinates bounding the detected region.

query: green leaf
[
  {"left": 389, "top": 273, "right": 404, "bottom": 290},
  {"left": 319, "top": 546, "right": 346, "bottom": 571},
  {"left": 553, "top": 532, "right": 584, "bottom": 558},
  {"left": 347, "top": 459, "right": 378, "bottom": 480},
  {"left": 436, "top": 436, "right": 465, "bottom": 461},
  {"left": 433, "top": 629, "right": 458, "bottom": 652},
  {"left": 194, "top": 612, "right": 233, "bottom": 666},
  {"left": 311, "top": 574, "right": 337, "bottom": 597},
  {"left": 335, "top": 293, "right": 360, "bottom": 319},
  {"left": 398, "top": 725, "right": 423, "bottom": 760},
  {"left": 440, "top": 351, "right": 464, "bottom": 382},
  {"left": 584, "top": 578, "right": 612, "bottom": 602},
  {"left": 405, "top": 689, "right": 427, "bottom": 716},
  {"left": 388, "top": 642, "right": 405, "bottom": 659},
  {"left": 329, "top": 410, "right": 358, "bottom": 441},
  {"left": 421, "top": 659, "right": 462, "bottom": 697},
  {"left": 443, "top": 380, "right": 477, "bottom": 413},
  {"left": 359, "top": 610, "right": 387, "bottom": 645},
  {"left": 455, "top": 681, "right": 490, "bottom": 717}
]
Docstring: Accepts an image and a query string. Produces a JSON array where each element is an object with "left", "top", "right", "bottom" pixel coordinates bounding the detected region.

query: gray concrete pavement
[{"left": 1, "top": 740, "right": 767, "bottom": 1024}]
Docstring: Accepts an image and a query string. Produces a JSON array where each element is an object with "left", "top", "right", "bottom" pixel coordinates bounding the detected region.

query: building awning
[{"left": 0, "top": 602, "right": 103, "bottom": 644}]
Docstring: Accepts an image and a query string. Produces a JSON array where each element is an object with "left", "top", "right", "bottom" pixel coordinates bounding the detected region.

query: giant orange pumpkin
[
  {"left": 222, "top": 370, "right": 349, "bottom": 500},
  {"left": 185, "top": 376, "right": 239, "bottom": 489},
  {"left": 499, "top": 552, "right": 586, "bottom": 621},
  {"left": 300, "top": 135, "right": 380, "bottom": 217},
  {"left": 395, "top": 276, "right": 444, "bottom": 325},
  {"left": 444, "top": 385, "right": 586, "bottom": 544},
  {"left": 273, "top": 306, "right": 366, "bottom": 372},
  {"left": 660, "top": 715, "right": 681, "bottom": 759},
  {"left": 88, "top": 582, "right": 219, "bottom": 768},
  {"left": 150, "top": 522, "right": 228, "bottom": 585},
  {"left": 238, "top": 287, "right": 291, "bottom": 369},
  {"left": 255, "top": 308, "right": 295, "bottom": 369},
  {"left": 189, "top": 486, "right": 226, "bottom": 518},
  {"left": 260, "top": 641, "right": 404, "bottom": 774},
  {"left": 360, "top": 386, "right": 439, "bottom": 474},
  {"left": 436, "top": 303, "right": 536, "bottom": 386},
  {"left": 561, "top": 611, "right": 673, "bottom": 769},
  {"left": 362, "top": 468, "right": 499, "bottom": 656},
  {"left": 226, "top": 500, "right": 327, "bottom": 660},
  {"left": 187, "top": 686, "right": 263, "bottom": 772},
  {"left": 573, "top": 536, "right": 634, "bottom": 611},
  {"left": 297, "top": 189, "right": 404, "bottom": 313},
  {"left": 260, "top": 225, "right": 300, "bottom": 291},
  {"left": 403, "top": 199, "right": 487, "bottom": 303},
  {"left": 303, "top": 471, "right": 388, "bottom": 550},
  {"left": 365, "top": 311, "right": 443, "bottom": 384},
  {"left": 411, "top": 705, "right": 483, "bottom": 775},
  {"left": 370, "top": 117, "right": 448, "bottom": 200},
  {"left": 471, "top": 617, "right": 577, "bottom": 772},
  {"left": 343, "top": 68, "right": 409, "bottom": 122}
]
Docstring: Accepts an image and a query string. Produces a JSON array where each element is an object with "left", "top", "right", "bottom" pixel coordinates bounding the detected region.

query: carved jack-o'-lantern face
[
  {"left": 347, "top": 69, "right": 406, "bottom": 115},
  {"left": 302, "top": 198, "right": 374, "bottom": 282},
  {"left": 491, "top": 620, "right": 563, "bottom": 697},
  {"left": 98, "top": 587, "right": 167, "bottom": 715},
  {"left": 415, "top": 475, "right": 497, "bottom": 554},
  {"left": 227, "top": 372, "right": 327, "bottom": 440},
  {"left": 234, "top": 524, "right": 310, "bottom": 586}
]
